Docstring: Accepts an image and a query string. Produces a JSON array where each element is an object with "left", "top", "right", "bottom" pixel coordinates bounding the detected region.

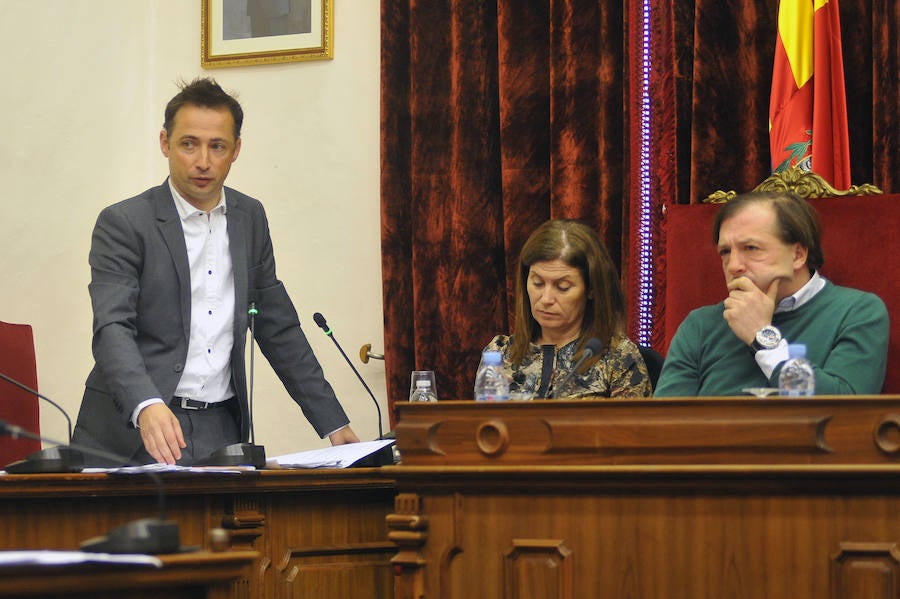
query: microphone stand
[
  {"left": 0, "top": 419, "right": 180, "bottom": 554},
  {"left": 0, "top": 371, "right": 82, "bottom": 473},
  {"left": 550, "top": 337, "right": 604, "bottom": 399},
  {"left": 196, "top": 301, "right": 266, "bottom": 469}
]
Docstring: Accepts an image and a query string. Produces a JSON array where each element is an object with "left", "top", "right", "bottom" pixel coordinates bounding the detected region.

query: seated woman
[{"left": 480, "top": 219, "right": 651, "bottom": 398}]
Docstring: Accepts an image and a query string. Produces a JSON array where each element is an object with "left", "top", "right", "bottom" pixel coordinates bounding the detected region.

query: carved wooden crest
[{"left": 704, "top": 167, "right": 883, "bottom": 204}]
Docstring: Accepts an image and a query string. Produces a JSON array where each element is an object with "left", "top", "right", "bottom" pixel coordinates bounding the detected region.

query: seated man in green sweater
[{"left": 655, "top": 190, "right": 889, "bottom": 396}]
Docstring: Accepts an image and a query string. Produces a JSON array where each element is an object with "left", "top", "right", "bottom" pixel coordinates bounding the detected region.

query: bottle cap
[
  {"left": 482, "top": 350, "right": 502, "bottom": 365},
  {"left": 787, "top": 343, "right": 807, "bottom": 358}
]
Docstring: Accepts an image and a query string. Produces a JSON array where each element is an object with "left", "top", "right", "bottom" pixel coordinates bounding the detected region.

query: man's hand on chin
[{"left": 723, "top": 276, "right": 780, "bottom": 345}]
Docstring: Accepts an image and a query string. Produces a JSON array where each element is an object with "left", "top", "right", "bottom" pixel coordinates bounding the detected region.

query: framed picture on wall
[{"left": 202, "top": 0, "right": 333, "bottom": 68}]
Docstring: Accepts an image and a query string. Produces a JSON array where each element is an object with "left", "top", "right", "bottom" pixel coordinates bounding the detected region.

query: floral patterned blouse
[{"left": 479, "top": 334, "right": 652, "bottom": 399}]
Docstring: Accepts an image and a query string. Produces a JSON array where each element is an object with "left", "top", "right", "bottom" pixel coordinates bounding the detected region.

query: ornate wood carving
[
  {"left": 387, "top": 493, "right": 428, "bottom": 599},
  {"left": 874, "top": 414, "right": 900, "bottom": 455},
  {"left": 221, "top": 496, "right": 266, "bottom": 550},
  {"left": 476, "top": 419, "right": 510, "bottom": 456},
  {"left": 703, "top": 166, "right": 884, "bottom": 203}
]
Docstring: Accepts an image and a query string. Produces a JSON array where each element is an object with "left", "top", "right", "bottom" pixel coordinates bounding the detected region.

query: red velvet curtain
[
  {"left": 381, "top": 0, "right": 899, "bottom": 412},
  {"left": 381, "top": 0, "right": 629, "bottom": 411}
]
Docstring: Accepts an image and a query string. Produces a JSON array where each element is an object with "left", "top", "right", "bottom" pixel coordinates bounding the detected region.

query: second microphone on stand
[
  {"left": 195, "top": 300, "right": 266, "bottom": 468},
  {"left": 312, "top": 312, "right": 385, "bottom": 440}
]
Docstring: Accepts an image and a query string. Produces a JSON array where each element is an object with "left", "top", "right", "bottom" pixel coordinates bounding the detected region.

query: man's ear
[
  {"left": 232, "top": 137, "right": 242, "bottom": 162},
  {"left": 159, "top": 129, "right": 170, "bottom": 157},
  {"left": 792, "top": 243, "right": 809, "bottom": 271}
]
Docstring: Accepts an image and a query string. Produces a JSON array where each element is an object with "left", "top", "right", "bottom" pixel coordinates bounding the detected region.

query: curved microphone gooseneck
[
  {"left": 0, "top": 371, "right": 82, "bottom": 473},
  {"left": 0, "top": 419, "right": 180, "bottom": 554},
  {"left": 0, "top": 371, "right": 72, "bottom": 442},
  {"left": 312, "top": 312, "right": 384, "bottom": 440},
  {"left": 550, "top": 337, "right": 604, "bottom": 399}
]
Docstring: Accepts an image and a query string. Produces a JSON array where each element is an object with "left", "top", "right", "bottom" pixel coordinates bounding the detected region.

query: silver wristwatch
[{"left": 751, "top": 325, "right": 782, "bottom": 353}]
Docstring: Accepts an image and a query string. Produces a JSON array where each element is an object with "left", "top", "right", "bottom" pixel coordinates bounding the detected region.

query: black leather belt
[{"left": 172, "top": 396, "right": 230, "bottom": 410}]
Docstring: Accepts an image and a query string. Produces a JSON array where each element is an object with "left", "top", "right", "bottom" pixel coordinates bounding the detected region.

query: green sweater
[{"left": 655, "top": 282, "right": 889, "bottom": 396}]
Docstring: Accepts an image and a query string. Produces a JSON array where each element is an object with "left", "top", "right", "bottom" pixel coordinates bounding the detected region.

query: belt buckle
[{"left": 179, "top": 397, "right": 201, "bottom": 410}]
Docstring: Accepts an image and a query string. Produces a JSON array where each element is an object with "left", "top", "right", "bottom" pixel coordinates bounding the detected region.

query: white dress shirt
[{"left": 132, "top": 181, "right": 235, "bottom": 424}]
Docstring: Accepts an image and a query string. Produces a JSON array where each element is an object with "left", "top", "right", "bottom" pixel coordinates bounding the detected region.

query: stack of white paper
[
  {"left": 271, "top": 439, "right": 395, "bottom": 469},
  {"left": 0, "top": 550, "right": 162, "bottom": 567}
]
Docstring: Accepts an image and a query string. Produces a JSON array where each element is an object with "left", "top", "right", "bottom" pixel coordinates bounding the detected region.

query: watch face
[{"left": 756, "top": 326, "right": 781, "bottom": 349}]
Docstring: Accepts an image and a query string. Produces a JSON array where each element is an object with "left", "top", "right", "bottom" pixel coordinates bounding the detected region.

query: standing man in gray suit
[{"left": 72, "top": 78, "right": 359, "bottom": 466}]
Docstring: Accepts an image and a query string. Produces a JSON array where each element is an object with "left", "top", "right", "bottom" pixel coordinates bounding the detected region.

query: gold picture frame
[{"left": 202, "top": 0, "right": 333, "bottom": 68}]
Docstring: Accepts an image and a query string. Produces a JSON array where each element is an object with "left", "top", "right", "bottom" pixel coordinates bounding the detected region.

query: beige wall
[{"left": 0, "top": 1, "right": 387, "bottom": 457}]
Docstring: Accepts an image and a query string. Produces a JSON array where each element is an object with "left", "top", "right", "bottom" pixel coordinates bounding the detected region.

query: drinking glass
[
  {"left": 741, "top": 387, "right": 779, "bottom": 398},
  {"left": 409, "top": 370, "right": 438, "bottom": 401}
]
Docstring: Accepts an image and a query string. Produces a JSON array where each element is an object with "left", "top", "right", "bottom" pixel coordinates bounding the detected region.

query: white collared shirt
[
  {"left": 170, "top": 182, "right": 236, "bottom": 404},
  {"left": 132, "top": 182, "right": 235, "bottom": 424}
]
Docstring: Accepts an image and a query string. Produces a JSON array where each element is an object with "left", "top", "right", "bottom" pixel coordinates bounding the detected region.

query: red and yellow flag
[{"left": 769, "top": 0, "right": 850, "bottom": 190}]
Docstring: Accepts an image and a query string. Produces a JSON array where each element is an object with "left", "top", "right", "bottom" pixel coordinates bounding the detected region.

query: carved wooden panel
[
  {"left": 399, "top": 490, "right": 900, "bottom": 597},
  {"left": 280, "top": 542, "right": 395, "bottom": 598},
  {"left": 504, "top": 540, "right": 573, "bottom": 599},
  {"left": 390, "top": 399, "right": 900, "bottom": 598},
  {"left": 831, "top": 542, "right": 900, "bottom": 599},
  {"left": 267, "top": 486, "right": 395, "bottom": 599},
  {"left": 0, "top": 470, "right": 396, "bottom": 599},
  {"left": 394, "top": 398, "right": 900, "bottom": 465}
]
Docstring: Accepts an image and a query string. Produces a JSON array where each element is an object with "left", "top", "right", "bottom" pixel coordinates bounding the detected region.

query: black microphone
[
  {"left": 549, "top": 337, "right": 604, "bottom": 399},
  {"left": 0, "top": 419, "right": 180, "bottom": 554},
  {"left": 312, "top": 312, "right": 384, "bottom": 440},
  {"left": 0, "top": 371, "right": 82, "bottom": 473},
  {"left": 196, "top": 300, "right": 266, "bottom": 469}
]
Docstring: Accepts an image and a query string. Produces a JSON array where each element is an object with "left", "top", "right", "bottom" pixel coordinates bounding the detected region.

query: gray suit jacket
[{"left": 72, "top": 181, "right": 349, "bottom": 463}]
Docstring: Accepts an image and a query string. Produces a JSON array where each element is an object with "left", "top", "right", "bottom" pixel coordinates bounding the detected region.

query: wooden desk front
[
  {"left": 0, "top": 469, "right": 395, "bottom": 599},
  {"left": 0, "top": 550, "right": 257, "bottom": 599},
  {"left": 388, "top": 397, "right": 900, "bottom": 599}
]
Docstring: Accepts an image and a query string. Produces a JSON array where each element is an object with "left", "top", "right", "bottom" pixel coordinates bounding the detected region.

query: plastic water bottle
[
  {"left": 778, "top": 344, "right": 815, "bottom": 396},
  {"left": 409, "top": 379, "right": 438, "bottom": 402},
  {"left": 474, "top": 350, "right": 511, "bottom": 401}
]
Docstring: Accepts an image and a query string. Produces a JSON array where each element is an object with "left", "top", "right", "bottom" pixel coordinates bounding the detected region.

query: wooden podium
[
  {"left": 0, "top": 469, "right": 395, "bottom": 599},
  {"left": 387, "top": 398, "right": 900, "bottom": 598},
  {"left": 0, "top": 550, "right": 257, "bottom": 599}
]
